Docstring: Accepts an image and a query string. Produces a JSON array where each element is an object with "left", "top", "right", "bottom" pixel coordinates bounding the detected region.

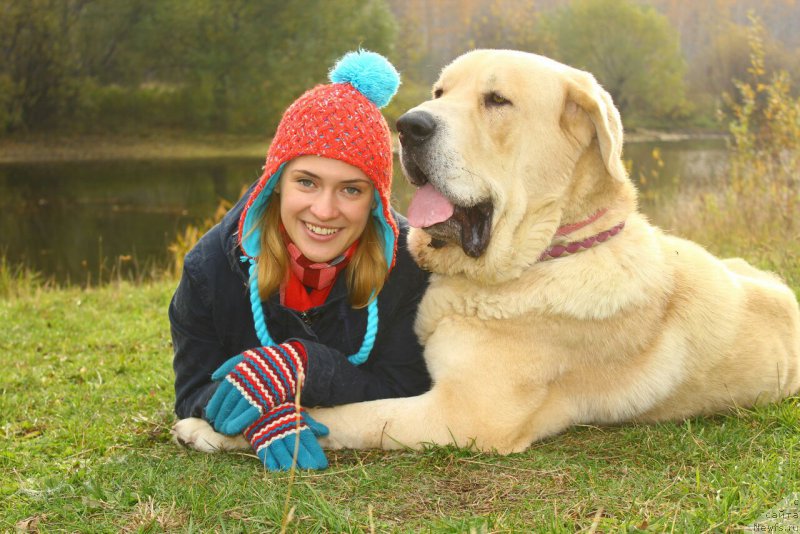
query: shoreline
[
  {"left": 625, "top": 128, "right": 729, "bottom": 143},
  {"left": 0, "top": 130, "right": 728, "bottom": 163},
  {"left": 0, "top": 133, "right": 269, "bottom": 163}
]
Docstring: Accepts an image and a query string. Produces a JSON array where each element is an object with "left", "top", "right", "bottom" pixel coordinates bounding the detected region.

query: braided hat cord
[{"left": 248, "top": 260, "right": 376, "bottom": 366}]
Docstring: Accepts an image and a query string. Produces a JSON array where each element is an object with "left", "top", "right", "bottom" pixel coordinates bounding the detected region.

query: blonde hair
[{"left": 253, "top": 196, "right": 388, "bottom": 309}]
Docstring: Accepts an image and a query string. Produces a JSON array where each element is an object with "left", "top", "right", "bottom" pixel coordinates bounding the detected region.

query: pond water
[{"left": 0, "top": 137, "right": 728, "bottom": 284}]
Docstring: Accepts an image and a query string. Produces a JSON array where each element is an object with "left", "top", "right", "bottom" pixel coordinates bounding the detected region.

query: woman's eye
[
  {"left": 343, "top": 186, "right": 363, "bottom": 196},
  {"left": 297, "top": 178, "right": 315, "bottom": 188}
]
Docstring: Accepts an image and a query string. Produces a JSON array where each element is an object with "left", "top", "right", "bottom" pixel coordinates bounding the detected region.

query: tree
[
  {"left": 688, "top": 18, "right": 800, "bottom": 114},
  {"left": 0, "top": 0, "right": 83, "bottom": 131},
  {"left": 128, "top": 0, "right": 396, "bottom": 134},
  {"left": 387, "top": 0, "right": 547, "bottom": 86},
  {"left": 0, "top": 0, "right": 397, "bottom": 134},
  {"left": 541, "top": 0, "right": 687, "bottom": 123}
]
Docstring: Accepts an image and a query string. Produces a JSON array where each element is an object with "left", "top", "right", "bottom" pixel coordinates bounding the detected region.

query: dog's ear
[{"left": 563, "top": 73, "right": 627, "bottom": 183}]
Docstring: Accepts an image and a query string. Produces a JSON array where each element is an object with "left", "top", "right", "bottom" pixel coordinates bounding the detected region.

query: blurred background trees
[
  {"left": 1, "top": 0, "right": 798, "bottom": 135},
  {"left": 0, "top": 0, "right": 395, "bottom": 134},
  {"left": 539, "top": 0, "right": 687, "bottom": 122}
]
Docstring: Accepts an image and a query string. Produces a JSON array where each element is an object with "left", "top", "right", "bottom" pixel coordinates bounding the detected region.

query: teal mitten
[
  {"left": 205, "top": 341, "right": 307, "bottom": 435},
  {"left": 243, "top": 403, "right": 329, "bottom": 471}
]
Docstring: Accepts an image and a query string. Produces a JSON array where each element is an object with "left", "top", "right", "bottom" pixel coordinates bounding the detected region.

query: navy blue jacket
[{"left": 170, "top": 185, "right": 432, "bottom": 419}]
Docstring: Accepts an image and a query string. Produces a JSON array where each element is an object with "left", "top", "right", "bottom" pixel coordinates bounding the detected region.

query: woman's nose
[{"left": 309, "top": 191, "right": 339, "bottom": 220}]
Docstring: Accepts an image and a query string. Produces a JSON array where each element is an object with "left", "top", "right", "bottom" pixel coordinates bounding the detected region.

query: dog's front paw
[
  {"left": 317, "top": 434, "right": 346, "bottom": 450},
  {"left": 171, "top": 417, "right": 249, "bottom": 453}
]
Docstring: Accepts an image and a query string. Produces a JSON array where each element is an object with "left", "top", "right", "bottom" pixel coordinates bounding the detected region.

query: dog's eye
[
  {"left": 485, "top": 92, "right": 511, "bottom": 107},
  {"left": 433, "top": 88, "right": 443, "bottom": 99}
]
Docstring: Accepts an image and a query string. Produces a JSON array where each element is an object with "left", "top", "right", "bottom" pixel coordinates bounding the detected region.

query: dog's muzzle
[
  {"left": 397, "top": 110, "right": 437, "bottom": 186},
  {"left": 397, "top": 110, "right": 494, "bottom": 258}
]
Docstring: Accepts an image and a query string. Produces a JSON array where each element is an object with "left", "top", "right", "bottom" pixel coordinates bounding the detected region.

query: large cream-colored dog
[{"left": 174, "top": 50, "right": 800, "bottom": 456}]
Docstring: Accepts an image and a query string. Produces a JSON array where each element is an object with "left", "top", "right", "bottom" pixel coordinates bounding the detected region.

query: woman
[{"left": 169, "top": 50, "right": 430, "bottom": 471}]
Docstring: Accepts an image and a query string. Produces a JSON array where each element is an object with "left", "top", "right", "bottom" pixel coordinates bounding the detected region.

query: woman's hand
[
  {"left": 244, "top": 404, "right": 329, "bottom": 471},
  {"left": 205, "top": 341, "right": 307, "bottom": 435}
]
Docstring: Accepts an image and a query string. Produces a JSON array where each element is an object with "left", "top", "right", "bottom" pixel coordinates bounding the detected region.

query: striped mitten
[
  {"left": 244, "top": 403, "right": 329, "bottom": 471},
  {"left": 205, "top": 341, "right": 307, "bottom": 435}
]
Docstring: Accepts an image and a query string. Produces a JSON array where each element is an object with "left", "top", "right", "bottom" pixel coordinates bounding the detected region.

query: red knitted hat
[{"left": 239, "top": 50, "right": 400, "bottom": 270}]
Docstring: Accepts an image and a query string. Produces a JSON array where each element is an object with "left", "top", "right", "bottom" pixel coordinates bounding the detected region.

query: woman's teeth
[{"left": 305, "top": 223, "right": 339, "bottom": 236}]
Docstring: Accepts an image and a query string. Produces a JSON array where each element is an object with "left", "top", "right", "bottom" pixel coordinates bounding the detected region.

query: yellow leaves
[
  {"left": 651, "top": 148, "right": 665, "bottom": 168},
  {"left": 724, "top": 14, "right": 800, "bottom": 172},
  {"left": 168, "top": 196, "right": 234, "bottom": 278},
  {"left": 704, "top": 13, "right": 800, "bottom": 284}
]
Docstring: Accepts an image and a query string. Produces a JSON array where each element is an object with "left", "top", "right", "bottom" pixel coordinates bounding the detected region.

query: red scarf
[{"left": 279, "top": 226, "right": 358, "bottom": 312}]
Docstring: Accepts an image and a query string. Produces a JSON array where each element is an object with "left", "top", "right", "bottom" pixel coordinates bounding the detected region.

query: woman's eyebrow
[{"left": 290, "top": 168, "right": 320, "bottom": 179}]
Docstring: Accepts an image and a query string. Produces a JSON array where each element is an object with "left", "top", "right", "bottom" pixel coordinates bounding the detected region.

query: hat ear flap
[
  {"left": 371, "top": 190, "right": 396, "bottom": 270},
  {"left": 564, "top": 74, "right": 627, "bottom": 183},
  {"left": 239, "top": 165, "right": 285, "bottom": 258}
]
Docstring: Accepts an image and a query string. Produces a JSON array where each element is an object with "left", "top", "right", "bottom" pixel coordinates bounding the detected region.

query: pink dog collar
[
  {"left": 554, "top": 208, "right": 608, "bottom": 236},
  {"left": 539, "top": 214, "right": 625, "bottom": 262}
]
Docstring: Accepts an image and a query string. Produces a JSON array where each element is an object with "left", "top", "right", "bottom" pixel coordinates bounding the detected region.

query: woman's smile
[{"left": 303, "top": 222, "right": 341, "bottom": 238}]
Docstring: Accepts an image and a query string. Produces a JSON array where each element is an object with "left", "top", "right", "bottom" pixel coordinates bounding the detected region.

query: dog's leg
[
  {"left": 309, "top": 392, "right": 454, "bottom": 451},
  {"left": 171, "top": 417, "right": 249, "bottom": 453},
  {"left": 309, "top": 386, "right": 561, "bottom": 454}
]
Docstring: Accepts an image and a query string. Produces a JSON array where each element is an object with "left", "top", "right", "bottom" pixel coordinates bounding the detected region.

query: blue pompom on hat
[{"left": 329, "top": 49, "right": 400, "bottom": 109}]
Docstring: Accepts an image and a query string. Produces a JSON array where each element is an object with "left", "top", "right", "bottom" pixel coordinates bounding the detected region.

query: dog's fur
[{"left": 173, "top": 50, "right": 800, "bottom": 456}]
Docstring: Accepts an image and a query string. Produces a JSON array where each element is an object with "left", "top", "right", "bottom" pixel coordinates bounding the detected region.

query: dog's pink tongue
[{"left": 407, "top": 183, "right": 455, "bottom": 228}]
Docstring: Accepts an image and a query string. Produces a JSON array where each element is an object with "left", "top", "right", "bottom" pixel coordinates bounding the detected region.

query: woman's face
[{"left": 278, "top": 155, "right": 374, "bottom": 263}]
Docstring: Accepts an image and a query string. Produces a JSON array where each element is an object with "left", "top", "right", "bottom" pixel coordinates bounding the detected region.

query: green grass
[{"left": 1, "top": 280, "right": 799, "bottom": 532}]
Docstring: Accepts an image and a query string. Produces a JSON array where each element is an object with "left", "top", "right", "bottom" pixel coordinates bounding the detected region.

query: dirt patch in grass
[
  {"left": 121, "top": 497, "right": 188, "bottom": 533},
  {"left": 313, "top": 448, "right": 578, "bottom": 526}
]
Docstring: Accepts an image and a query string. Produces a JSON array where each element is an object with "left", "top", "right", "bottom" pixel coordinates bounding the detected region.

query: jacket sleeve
[
  {"left": 300, "top": 250, "right": 431, "bottom": 407},
  {"left": 170, "top": 258, "right": 223, "bottom": 419}
]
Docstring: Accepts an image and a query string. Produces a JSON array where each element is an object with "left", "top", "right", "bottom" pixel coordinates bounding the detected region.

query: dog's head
[{"left": 398, "top": 49, "right": 636, "bottom": 282}]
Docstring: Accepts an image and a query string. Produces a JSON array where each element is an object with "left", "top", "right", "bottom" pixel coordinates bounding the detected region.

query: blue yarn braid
[{"left": 246, "top": 259, "right": 376, "bottom": 366}]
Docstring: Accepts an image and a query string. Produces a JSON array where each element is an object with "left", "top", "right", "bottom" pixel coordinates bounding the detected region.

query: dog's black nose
[{"left": 397, "top": 111, "right": 437, "bottom": 146}]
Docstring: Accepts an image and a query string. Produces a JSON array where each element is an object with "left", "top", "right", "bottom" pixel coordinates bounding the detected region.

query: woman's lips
[{"left": 303, "top": 221, "right": 341, "bottom": 240}]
